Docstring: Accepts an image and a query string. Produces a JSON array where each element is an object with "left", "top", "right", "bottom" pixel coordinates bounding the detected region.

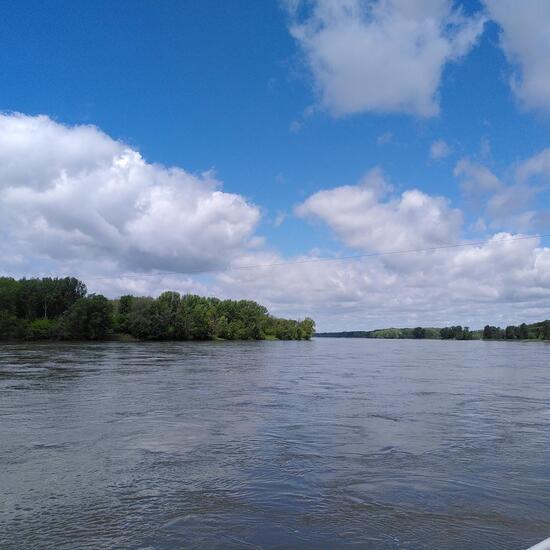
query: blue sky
[{"left": 1, "top": 0, "right": 549, "bottom": 330}]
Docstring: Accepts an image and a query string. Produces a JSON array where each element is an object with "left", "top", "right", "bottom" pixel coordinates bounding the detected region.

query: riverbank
[{"left": 316, "top": 319, "right": 550, "bottom": 341}]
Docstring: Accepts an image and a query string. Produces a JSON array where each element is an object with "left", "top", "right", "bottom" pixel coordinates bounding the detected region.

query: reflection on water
[{"left": 1, "top": 339, "right": 550, "bottom": 549}]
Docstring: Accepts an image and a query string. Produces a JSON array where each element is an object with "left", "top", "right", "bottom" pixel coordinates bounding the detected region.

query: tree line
[
  {"left": 0, "top": 276, "right": 315, "bottom": 341},
  {"left": 316, "top": 322, "right": 550, "bottom": 341},
  {"left": 315, "top": 326, "right": 475, "bottom": 339},
  {"left": 482, "top": 321, "right": 550, "bottom": 341}
]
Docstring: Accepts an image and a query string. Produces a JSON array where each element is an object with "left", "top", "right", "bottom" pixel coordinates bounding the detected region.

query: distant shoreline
[
  {"left": 315, "top": 320, "right": 550, "bottom": 342},
  {"left": 314, "top": 335, "right": 547, "bottom": 342}
]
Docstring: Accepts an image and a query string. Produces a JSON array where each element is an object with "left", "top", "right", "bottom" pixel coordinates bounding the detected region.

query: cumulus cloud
[
  {"left": 284, "top": 166, "right": 549, "bottom": 329},
  {"left": 295, "top": 168, "right": 462, "bottom": 251},
  {"left": 430, "top": 139, "right": 451, "bottom": 160},
  {"left": 0, "top": 113, "right": 260, "bottom": 275},
  {"left": 287, "top": 0, "right": 486, "bottom": 117},
  {"left": 1, "top": 113, "right": 548, "bottom": 331},
  {"left": 485, "top": 0, "right": 550, "bottom": 113}
]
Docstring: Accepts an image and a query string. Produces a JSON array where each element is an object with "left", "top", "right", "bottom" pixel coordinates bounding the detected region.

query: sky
[{"left": 0, "top": 0, "right": 549, "bottom": 331}]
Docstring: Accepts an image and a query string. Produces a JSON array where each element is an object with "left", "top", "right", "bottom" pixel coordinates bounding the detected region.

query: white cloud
[
  {"left": 285, "top": 167, "right": 549, "bottom": 329},
  {"left": 0, "top": 113, "right": 260, "bottom": 275},
  {"left": 215, "top": 233, "right": 550, "bottom": 331},
  {"left": 288, "top": 0, "right": 486, "bottom": 117},
  {"left": 295, "top": 168, "right": 462, "bottom": 252},
  {"left": 430, "top": 139, "right": 451, "bottom": 159},
  {"left": 485, "top": 0, "right": 550, "bottom": 113},
  {"left": 1, "top": 113, "right": 549, "bottom": 331}
]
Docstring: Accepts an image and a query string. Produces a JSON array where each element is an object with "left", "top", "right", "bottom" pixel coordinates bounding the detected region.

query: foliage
[
  {"left": 0, "top": 276, "right": 314, "bottom": 342},
  {"left": 317, "top": 321, "right": 549, "bottom": 341},
  {"left": 440, "top": 326, "right": 474, "bottom": 340},
  {"left": 0, "top": 276, "right": 86, "bottom": 321},
  {"left": 118, "top": 293, "right": 315, "bottom": 341},
  {"left": 27, "top": 318, "right": 58, "bottom": 340},
  {"left": 316, "top": 327, "right": 447, "bottom": 339},
  {"left": 0, "top": 309, "right": 27, "bottom": 340},
  {"left": 483, "top": 325, "right": 504, "bottom": 340},
  {"left": 60, "top": 295, "right": 113, "bottom": 340},
  {"left": 487, "top": 320, "right": 550, "bottom": 341},
  {"left": 0, "top": 277, "right": 20, "bottom": 315}
]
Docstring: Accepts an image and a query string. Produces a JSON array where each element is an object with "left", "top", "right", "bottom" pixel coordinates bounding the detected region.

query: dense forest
[
  {"left": 317, "top": 321, "right": 550, "bottom": 341},
  {"left": 0, "top": 276, "right": 315, "bottom": 342}
]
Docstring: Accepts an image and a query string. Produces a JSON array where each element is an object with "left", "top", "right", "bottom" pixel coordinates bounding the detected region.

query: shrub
[{"left": 27, "top": 318, "right": 57, "bottom": 340}]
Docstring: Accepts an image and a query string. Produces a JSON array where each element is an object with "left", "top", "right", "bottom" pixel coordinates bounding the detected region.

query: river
[{"left": 1, "top": 338, "right": 550, "bottom": 549}]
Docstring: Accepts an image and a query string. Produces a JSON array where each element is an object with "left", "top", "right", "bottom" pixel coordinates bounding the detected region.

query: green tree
[
  {"left": 0, "top": 309, "right": 27, "bottom": 340},
  {"left": 299, "top": 317, "right": 315, "bottom": 340},
  {"left": 27, "top": 318, "right": 57, "bottom": 340},
  {"left": 61, "top": 294, "right": 113, "bottom": 340},
  {"left": 0, "top": 277, "right": 20, "bottom": 315},
  {"left": 0, "top": 275, "right": 316, "bottom": 342},
  {"left": 505, "top": 325, "right": 518, "bottom": 339},
  {"left": 483, "top": 325, "right": 504, "bottom": 340},
  {"left": 519, "top": 323, "right": 529, "bottom": 340}
]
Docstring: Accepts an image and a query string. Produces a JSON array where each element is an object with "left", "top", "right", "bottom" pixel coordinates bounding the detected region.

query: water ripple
[{"left": 1, "top": 339, "right": 550, "bottom": 548}]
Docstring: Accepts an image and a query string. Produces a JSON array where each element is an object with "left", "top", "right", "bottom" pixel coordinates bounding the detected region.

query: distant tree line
[
  {"left": 482, "top": 321, "right": 550, "bottom": 341},
  {"left": 0, "top": 276, "right": 315, "bottom": 342},
  {"left": 315, "top": 327, "right": 472, "bottom": 339},
  {"left": 439, "top": 326, "right": 476, "bottom": 340},
  {"left": 316, "top": 322, "right": 550, "bottom": 341}
]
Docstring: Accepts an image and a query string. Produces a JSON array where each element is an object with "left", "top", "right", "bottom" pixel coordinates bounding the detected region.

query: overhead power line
[{"left": 83, "top": 232, "right": 550, "bottom": 280}]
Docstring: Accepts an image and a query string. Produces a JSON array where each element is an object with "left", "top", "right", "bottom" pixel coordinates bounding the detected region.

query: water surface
[{"left": 1, "top": 339, "right": 550, "bottom": 549}]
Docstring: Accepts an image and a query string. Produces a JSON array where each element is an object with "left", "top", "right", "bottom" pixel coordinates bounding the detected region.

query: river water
[{"left": 1, "top": 339, "right": 550, "bottom": 549}]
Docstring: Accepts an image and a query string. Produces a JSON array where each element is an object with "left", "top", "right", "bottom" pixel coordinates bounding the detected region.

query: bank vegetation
[{"left": 0, "top": 277, "right": 315, "bottom": 342}]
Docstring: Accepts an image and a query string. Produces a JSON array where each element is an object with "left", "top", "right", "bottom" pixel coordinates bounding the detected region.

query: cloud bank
[
  {"left": 0, "top": 113, "right": 549, "bottom": 331},
  {"left": 0, "top": 114, "right": 260, "bottom": 275},
  {"left": 286, "top": 167, "right": 549, "bottom": 329}
]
